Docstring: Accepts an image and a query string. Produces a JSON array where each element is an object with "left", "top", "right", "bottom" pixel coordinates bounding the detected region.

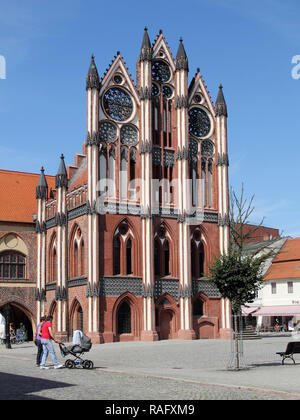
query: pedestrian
[
  {"left": 35, "top": 316, "right": 45, "bottom": 367},
  {"left": 40, "top": 315, "right": 63, "bottom": 370}
]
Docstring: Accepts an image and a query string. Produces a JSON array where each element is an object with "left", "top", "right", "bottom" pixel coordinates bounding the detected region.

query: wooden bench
[{"left": 276, "top": 341, "right": 300, "bottom": 365}]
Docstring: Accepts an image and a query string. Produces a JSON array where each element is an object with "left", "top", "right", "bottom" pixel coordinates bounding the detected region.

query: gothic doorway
[
  {"left": 117, "top": 301, "right": 131, "bottom": 335},
  {"left": 159, "top": 310, "right": 173, "bottom": 340},
  {"left": 0, "top": 303, "right": 33, "bottom": 341}
]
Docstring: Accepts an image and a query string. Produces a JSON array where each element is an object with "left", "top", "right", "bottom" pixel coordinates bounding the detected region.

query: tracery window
[
  {"left": 154, "top": 226, "right": 172, "bottom": 277},
  {"left": 103, "top": 87, "right": 133, "bottom": 122},
  {"left": 188, "top": 107, "right": 211, "bottom": 138},
  {"left": 191, "top": 233, "right": 205, "bottom": 278},
  {"left": 69, "top": 227, "right": 85, "bottom": 278},
  {"left": 0, "top": 251, "right": 25, "bottom": 279},
  {"left": 152, "top": 60, "right": 171, "bottom": 83},
  {"left": 113, "top": 222, "right": 136, "bottom": 276}
]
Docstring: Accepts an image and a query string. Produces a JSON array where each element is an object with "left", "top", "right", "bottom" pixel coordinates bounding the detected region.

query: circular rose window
[
  {"left": 98, "top": 121, "right": 117, "bottom": 143},
  {"left": 188, "top": 107, "right": 211, "bottom": 138},
  {"left": 103, "top": 87, "right": 133, "bottom": 122}
]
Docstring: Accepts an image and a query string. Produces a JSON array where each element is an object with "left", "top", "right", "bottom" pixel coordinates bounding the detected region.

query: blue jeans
[{"left": 40, "top": 339, "right": 58, "bottom": 367}]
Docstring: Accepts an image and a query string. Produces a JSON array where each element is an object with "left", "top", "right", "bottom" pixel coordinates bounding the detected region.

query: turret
[
  {"left": 175, "top": 37, "right": 188, "bottom": 72},
  {"left": 55, "top": 154, "right": 68, "bottom": 189},
  {"left": 36, "top": 167, "right": 48, "bottom": 199},
  {"left": 215, "top": 84, "right": 228, "bottom": 117},
  {"left": 86, "top": 54, "right": 100, "bottom": 90},
  {"left": 140, "top": 26, "right": 152, "bottom": 62}
]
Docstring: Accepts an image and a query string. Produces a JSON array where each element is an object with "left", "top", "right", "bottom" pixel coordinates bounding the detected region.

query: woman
[{"left": 35, "top": 316, "right": 45, "bottom": 367}]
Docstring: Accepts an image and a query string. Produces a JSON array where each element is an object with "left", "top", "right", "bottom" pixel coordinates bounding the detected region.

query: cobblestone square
[{"left": 1, "top": 335, "right": 300, "bottom": 400}]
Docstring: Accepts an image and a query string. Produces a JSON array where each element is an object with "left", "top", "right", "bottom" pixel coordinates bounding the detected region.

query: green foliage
[{"left": 210, "top": 248, "right": 268, "bottom": 313}]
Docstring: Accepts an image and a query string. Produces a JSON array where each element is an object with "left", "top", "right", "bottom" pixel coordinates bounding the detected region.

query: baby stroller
[{"left": 59, "top": 330, "right": 94, "bottom": 369}]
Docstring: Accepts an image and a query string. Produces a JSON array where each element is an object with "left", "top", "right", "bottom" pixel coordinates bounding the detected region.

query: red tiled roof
[
  {"left": 0, "top": 169, "right": 55, "bottom": 223},
  {"left": 264, "top": 238, "right": 300, "bottom": 280}
]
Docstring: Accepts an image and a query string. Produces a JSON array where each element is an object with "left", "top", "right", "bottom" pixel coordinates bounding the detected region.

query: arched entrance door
[
  {"left": 159, "top": 310, "right": 173, "bottom": 340},
  {"left": 0, "top": 303, "right": 33, "bottom": 341},
  {"left": 117, "top": 301, "right": 131, "bottom": 335}
]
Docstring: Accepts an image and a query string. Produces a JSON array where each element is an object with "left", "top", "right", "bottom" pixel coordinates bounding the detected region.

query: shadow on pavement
[{"left": 0, "top": 372, "right": 74, "bottom": 400}]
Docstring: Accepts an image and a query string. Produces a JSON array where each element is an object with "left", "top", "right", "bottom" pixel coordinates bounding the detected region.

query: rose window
[
  {"left": 103, "top": 87, "right": 133, "bottom": 122},
  {"left": 188, "top": 107, "right": 211, "bottom": 138}
]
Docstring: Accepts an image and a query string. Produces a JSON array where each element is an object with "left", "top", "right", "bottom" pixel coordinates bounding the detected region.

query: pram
[{"left": 59, "top": 330, "right": 94, "bottom": 369}]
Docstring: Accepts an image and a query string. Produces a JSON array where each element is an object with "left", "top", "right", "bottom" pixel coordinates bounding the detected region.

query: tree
[{"left": 210, "top": 185, "right": 276, "bottom": 369}]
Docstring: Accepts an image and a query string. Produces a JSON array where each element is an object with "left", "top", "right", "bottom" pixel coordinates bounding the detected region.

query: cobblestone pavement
[{"left": 1, "top": 336, "right": 300, "bottom": 400}]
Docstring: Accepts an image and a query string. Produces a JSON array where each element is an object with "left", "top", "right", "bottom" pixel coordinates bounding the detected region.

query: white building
[{"left": 243, "top": 237, "right": 300, "bottom": 330}]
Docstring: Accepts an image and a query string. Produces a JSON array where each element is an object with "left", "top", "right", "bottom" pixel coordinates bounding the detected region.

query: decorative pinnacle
[
  {"left": 215, "top": 84, "right": 228, "bottom": 117},
  {"left": 36, "top": 166, "right": 48, "bottom": 199},
  {"left": 55, "top": 153, "right": 68, "bottom": 189},
  {"left": 86, "top": 54, "right": 100, "bottom": 90},
  {"left": 175, "top": 37, "right": 188, "bottom": 72},
  {"left": 140, "top": 26, "right": 152, "bottom": 61}
]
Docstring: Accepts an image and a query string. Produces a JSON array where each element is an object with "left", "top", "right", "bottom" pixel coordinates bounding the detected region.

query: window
[
  {"left": 113, "top": 237, "right": 121, "bottom": 275},
  {"left": 288, "top": 281, "right": 293, "bottom": 294},
  {"left": 0, "top": 252, "right": 25, "bottom": 279},
  {"left": 126, "top": 239, "right": 132, "bottom": 275},
  {"left": 271, "top": 282, "right": 277, "bottom": 294}
]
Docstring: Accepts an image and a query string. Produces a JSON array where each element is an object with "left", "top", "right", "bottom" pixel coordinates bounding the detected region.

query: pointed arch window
[
  {"left": 154, "top": 228, "right": 172, "bottom": 277},
  {"left": 48, "top": 235, "right": 57, "bottom": 283},
  {"left": 191, "top": 234, "right": 205, "bottom": 278},
  {"left": 69, "top": 227, "right": 85, "bottom": 279}
]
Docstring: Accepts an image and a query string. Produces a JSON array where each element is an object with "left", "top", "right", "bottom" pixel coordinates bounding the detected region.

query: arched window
[
  {"left": 113, "top": 237, "right": 121, "bottom": 275},
  {"left": 48, "top": 234, "right": 57, "bottom": 283},
  {"left": 191, "top": 234, "right": 205, "bottom": 278},
  {"left": 69, "top": 227, "right": 85, "bottom": 279},
  {"left": 117, "top": 301, "right": 131, "bottom": 334},
  {"left": 0, "top": 251, "right": 25, "bottom": 279}
]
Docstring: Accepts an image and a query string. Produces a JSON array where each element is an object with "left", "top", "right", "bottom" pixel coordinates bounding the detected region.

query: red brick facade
[{"left": 1, "top": 29, "right": 233, "bottom": 343}]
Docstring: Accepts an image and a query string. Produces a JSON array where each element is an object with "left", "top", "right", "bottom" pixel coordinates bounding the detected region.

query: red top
[{"left": 41, "top": 321, "right": 52, "bottom": 339}]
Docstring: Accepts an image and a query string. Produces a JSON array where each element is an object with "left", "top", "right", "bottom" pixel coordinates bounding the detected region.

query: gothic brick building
[
  {"left": 5, "top": 29, "right": 233, "bottom": 343},
  {"left": 0, "top": 169, "right": 55, "bottom": 340}
]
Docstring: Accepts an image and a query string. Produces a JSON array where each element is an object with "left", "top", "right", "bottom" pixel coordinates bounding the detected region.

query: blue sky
[{"left": 0, "top": 0, "right": 299, "bottom": 237}]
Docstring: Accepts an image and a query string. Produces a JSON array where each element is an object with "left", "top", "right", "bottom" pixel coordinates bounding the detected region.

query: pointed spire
[
  {"left": 55, "top": 154, "right": 68, "bottom": 189},
  {"left": 86, "top": 54, "right": 100, "bottom": 90},
  {"left": 215, "top": 84, "right": 228, "bottom": 117},
  {"left": 176, "top": 37, "right": 188, "bottom": 71},
  {"left": 140, "top": 26, "right": 152, "bottom": 61},
  {"left": 36, "top": 167, "right": 48, "bottom": 199}
]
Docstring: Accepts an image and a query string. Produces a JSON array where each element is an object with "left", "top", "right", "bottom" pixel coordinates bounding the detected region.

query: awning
[
  {"left": 241, "top": 306, "right": 259, "bottom": 316},
  {"left": 253, "top": 305, "right": 300, "bottom": 316}
]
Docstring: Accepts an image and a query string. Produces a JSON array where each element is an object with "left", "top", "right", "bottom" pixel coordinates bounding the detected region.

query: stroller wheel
[
  {"left": 65, "top": 359, "right": 75, "bottom": 369},
  {"left": 83, "top": 360, "right": 94, "bottom": 370}
]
